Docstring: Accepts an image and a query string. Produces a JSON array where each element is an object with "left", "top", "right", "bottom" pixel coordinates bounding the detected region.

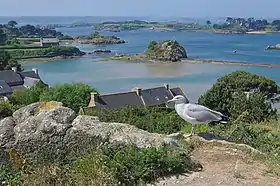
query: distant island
[
  {"left": 25, "top": 17, "right": 280, "bottom": 35},
  {"left": 210, "top": 17, "right": 280, "bottom": 34},
  {"left": 92, "top": 18, "right": 280, "bottom": 34},
  {"left": 65, "top": 31, "right": 126, "bottom": 45}
]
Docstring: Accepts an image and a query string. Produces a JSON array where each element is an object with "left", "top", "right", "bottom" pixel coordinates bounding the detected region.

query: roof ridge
[{"left": 99, "top": 91, "right": 137, "bottom": 96}]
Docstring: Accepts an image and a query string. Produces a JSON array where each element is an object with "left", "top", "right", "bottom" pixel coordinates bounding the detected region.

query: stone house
[{"left": 40, "top": 37, "right": 60, "bottom": 47}]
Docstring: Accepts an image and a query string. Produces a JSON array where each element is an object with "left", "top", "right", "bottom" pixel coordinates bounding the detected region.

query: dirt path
[{"left": 149, "top": 144, "right": 280, "bottom": 186}]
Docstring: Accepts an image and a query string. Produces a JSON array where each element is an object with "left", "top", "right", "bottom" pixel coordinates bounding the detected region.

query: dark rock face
[
  {"left": 0, "top": 147, "right": 10, "bottom": 167},
  {"left": 0, "top": 101, "right": 178, "bottom": 157},
  {"left": 145, "top": 40, "right": 187, "bottom": 62},
  {"left": 88, "top": 49, "right": 112, "bottom": 54}
]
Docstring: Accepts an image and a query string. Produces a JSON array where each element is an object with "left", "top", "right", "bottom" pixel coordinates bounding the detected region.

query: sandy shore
[
  {"left": 246, "top": 31, "right": 280, "bottom": 35},
  {"left": 99, "top": 54, "right": 280, "bottom": 69}
]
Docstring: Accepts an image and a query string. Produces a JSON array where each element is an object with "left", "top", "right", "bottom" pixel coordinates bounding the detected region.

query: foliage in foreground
[
  {"left": 40, "top": 83, "right": 98, "bottom": 112},
  {"left": 198, "top": 71, "right": 279, "bottom": 123},
  {"left": 0, "top": 140, "right": 196, "bottom": 186},
  {"left": 7, "top": 82, "right": 98, "bottom": 114}
]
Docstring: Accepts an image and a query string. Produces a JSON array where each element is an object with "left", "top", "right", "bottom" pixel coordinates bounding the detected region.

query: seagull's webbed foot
[
  {"left": 183, "top": 133, "right": 193, "bottom": 139},
  {"left": 183, "top": 124, "right": 196, "bottom": 139}
]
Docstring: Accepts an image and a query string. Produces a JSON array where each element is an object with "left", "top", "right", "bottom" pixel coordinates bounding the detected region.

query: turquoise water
[{"left": 23, "top": 27, "right": 280, "bottom": 101}]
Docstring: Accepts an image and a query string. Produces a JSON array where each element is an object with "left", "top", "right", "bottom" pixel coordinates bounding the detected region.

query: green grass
[
  {"left": 4, "top": 46, "right": 84, "bottom": 59},
  {"left": 84, "top": 106, "right": 186, "bottom": 134}
]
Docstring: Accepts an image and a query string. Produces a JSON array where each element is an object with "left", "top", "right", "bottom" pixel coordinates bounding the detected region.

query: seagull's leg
[
  {"left": 183, "top": 124, "right": 196, "bottom": 138},
  {"left": 191, "top": 124, "right": 197, "bottom": 135}
]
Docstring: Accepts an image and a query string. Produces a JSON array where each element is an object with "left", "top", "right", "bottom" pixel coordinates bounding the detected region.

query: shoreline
[
  {"left": 19, "top": 55, "right": 86, "bottom": 63},
  {"left": 99, "top": 54, "right": 280, "bottom": 69}
]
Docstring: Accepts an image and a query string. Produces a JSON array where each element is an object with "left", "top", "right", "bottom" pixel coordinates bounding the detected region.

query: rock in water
[
  {"left": 145, "top": 40, "right": 187, "bottom": 62},
  {"left": 0, "top": 101, "right": 178, "bottom": 156}
]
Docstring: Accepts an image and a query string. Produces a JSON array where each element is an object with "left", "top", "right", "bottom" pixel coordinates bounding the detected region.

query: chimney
[
  {"left": 32, "top": 68, "right": 39, "bottom": 75},
  {"left": 88, "top": 92, "right": 99, "bottom": 107},
  {"left": 11, "top": 67, "right": 17, "bottom": 72},
  {"left": 164, "top": 83, "right": 169, "bottom": 90},
  {"left": 132, "top": 87, "right": 142, "bottom": 96}
]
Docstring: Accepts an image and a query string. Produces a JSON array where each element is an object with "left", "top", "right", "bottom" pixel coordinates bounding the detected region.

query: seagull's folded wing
[{"left": 184, "top": 104, "right": 223, "bottom": 122}]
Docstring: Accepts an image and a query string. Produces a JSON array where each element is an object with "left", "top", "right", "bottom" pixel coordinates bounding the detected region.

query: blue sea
[{"left": 22, "top": 26, "right": 280, "bottom": 101}]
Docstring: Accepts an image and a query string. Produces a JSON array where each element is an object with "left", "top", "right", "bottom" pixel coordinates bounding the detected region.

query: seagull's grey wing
[{"left": 185, "top": 104, "right": 223, "bottom": 123}]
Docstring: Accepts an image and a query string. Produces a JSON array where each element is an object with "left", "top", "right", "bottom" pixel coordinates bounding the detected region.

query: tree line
[{"left": 207, "top": 17, "right": 280, "bottom": 32}]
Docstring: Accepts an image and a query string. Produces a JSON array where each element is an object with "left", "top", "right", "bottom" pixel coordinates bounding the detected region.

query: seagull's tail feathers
[{"left": 219, "top": 115, "right": 230, "bottom": 124}]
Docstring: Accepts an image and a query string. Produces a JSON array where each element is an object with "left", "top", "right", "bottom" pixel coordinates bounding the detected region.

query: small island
[
  {"left": 104, "top": 40, "right": 187, "bottom": 62},
  {"left": 68, "top": 32, "right": 126, "bottom": 45}
]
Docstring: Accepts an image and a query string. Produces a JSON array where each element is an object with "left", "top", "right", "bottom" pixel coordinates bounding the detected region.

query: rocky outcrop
[
  {"left": 0, "top": 101, "right": 178, "bottom": 157},
  {"left": 266, "top": 44, "right": 280, "bottom": 50},
  {"left": 144, "top": 40, "right": 187, "bottom": 62},
  {"left": 88, "top": 49, "right": 112, "bottom": 54}
]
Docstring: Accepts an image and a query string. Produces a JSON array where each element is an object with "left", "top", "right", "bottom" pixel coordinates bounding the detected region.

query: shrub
[
  {"left": 40, "top": 83, "right": 98, "bottom": 112},
  {"left": 198, "top": 71, "right": 279, "bottom": 122},
  {"left": 230, "top": 91, "right": 277, "bottom": 123},
  {"left": 0, "top": 166, "right": 21, "bottom": 186},
  {"left": 0, "top": 101, "right": 15, "bottom": 119},
  {"left": 21, "top": 137, "right": 197, "bottom": 185},
  {"left": 85, "top": 106, "right": 185, "bottom": 134},
  {"left": 9, "top": 81, "right": 47, "bottom": 107},
  {"left": 102, "top": 144, "right": 194, "bottom": 185}
]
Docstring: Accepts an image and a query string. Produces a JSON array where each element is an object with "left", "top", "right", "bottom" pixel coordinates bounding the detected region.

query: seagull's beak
[{"left": 167, "top": 99, "right": 176, "bottom": 103}]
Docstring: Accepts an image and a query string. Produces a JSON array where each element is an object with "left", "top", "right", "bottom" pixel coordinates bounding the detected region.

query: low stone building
[
  {"left": 40, "top": 37, "right": 60, "bottom": 47},
  {"left": 80, "top": 84, "right": 187, "bottom": 113}
]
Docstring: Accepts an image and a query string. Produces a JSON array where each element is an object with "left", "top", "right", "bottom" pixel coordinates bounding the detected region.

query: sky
[{"left": 1, "top": 0, "right": 280, "bottom": 18}]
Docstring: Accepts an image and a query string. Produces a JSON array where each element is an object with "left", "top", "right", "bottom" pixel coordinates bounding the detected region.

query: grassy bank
[{"left": 4, "top": 46, "right": 85, "bottom": 59}]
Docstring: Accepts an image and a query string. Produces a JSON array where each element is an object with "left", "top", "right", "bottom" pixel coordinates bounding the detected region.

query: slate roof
[
  {"left": 170, "top": 87, "right": 188, "bottom": 100},
  {"left": 41, "top": 38, "right": 59, "bottom": 44},
  {"left": 0, "top": 70, "right": 23, "bottom": 86},
  {"left": 141, "top": 86, "right": 174, "bottom": 107},
  {"left": 95, "top": 92, "right": 144, "bottom": 109},
  {"left": 19, "top": 71, "right": 40, "bottom": 79},
  {"left": 0, "top": 80, "right": 13, "bottom": 96},
  {"left": 0, "top": 69, "right": 47, "bottom": 96},
  {"left": 86, "top": 84, "right": 187, "bottom": 110}
]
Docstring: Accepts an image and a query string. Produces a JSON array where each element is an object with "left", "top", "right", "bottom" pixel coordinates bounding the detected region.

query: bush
[
  {"left": 0, "top": 166, "right": 21, "bottom": 186},
  {"left": 40, "top": 83, "right": 98, "bottom": 112},
  {"left": 0, "top": 101, "right": 15, "bottom": 119},
  {"left": 101, "top": 144, "right": 194, "bottom": 185},
  {"left": 198, "top": 71, "right": 279, "bottom": 122},
  {"left": 9, "top": 81, "right": 47, "bottom": 107},
  {"left": 85, "top": 106, "right": 185, "bottom": 134},
  {"left": 230, "top": 91, "right": 277, "bottom": 123}
]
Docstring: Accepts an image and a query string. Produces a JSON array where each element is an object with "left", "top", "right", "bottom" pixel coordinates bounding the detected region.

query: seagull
[{"left": 167, "top": 95, "right": 229, "bottom": 138}]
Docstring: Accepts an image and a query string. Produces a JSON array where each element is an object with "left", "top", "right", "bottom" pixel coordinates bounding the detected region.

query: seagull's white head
[{"left": 167, "top": 95, "right": 187, "bottom": 104}]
